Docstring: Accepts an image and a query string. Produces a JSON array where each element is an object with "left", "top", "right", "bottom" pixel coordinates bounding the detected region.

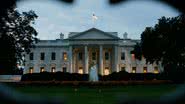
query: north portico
[
  {"left": 68, "top": 28, "right": 120, "bottom": 75},
  {"left": 24, "top": 28, "right": 163, "bottom": 75},
  {"left": 70, "top": 44, "right": 118, "bottom": 75}
]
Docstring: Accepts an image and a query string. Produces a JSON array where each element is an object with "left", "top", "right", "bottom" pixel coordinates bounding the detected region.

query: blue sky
[{"left": 16, "top": 0, "right": 180, "bottom": 40}]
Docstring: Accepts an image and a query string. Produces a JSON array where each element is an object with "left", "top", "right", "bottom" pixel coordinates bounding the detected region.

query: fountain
[{"left": 89, "top": 62, "right": 99, "bottom": 82}]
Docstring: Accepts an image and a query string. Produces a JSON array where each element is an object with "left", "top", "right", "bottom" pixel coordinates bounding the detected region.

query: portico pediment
[{"left": 68, "top": 28, "right": 120, "bottom": 40}]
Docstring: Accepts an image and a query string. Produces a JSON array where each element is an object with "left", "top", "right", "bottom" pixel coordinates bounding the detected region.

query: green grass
[{"left": 10, "top": 84, "right": 179, "bottom": 104}]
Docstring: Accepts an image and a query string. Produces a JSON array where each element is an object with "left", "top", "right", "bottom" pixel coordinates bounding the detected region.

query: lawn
[{"left": 7, "top": 84, "right": 179, "bottom": 104}]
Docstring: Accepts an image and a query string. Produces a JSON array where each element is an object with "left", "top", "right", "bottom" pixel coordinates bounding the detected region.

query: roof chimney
[
  {"left": 60, "top": 33, "right": 64, "bottom": 39},
  {"left": 123, "top": 32, "right": 128, "bottom": 39}
]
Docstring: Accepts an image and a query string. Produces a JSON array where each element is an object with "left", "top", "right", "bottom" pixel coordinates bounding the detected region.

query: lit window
[
  {"left": 121, "top": 52, "right": 125, "bottom": 60},
  {"left": 63, "top": 52, "right": 67, "bottom": 61},
  {"left": 105, "top": 52, "right": 109, "bottom": 60},
  {"left": 131, "top": 54, "right": 135, "bottom": 60},
  {"left": 29, "top": 67, "right": 33, "bottom": 73},
  {"left": 51, "top": 67, "right": 55, "bottom": 72},
  {"left": 51, "top": 52, "right": 56, "bottom": 60},
  {"left": 104, "top": 67, "right": 110, "bottom": 75},
  {"left": 143, "top": 67, "right": 147, "bottom": 73},
  {"left": 78, "top": 67, "right": 83, "bottom": 74},
  {"left": 29, "top": 53, "right": 33, "bottom": 60},
  {"left": 40, "top": 52, "right": 45, "bottom": 60},
  {"left": 78, "top": 52, "right": 83, "bottom": 60},
  {"left": 132, "top": 67, "right": 136, "bottom": 73},
  {"left": 154, "top": 67, "right": 159, "bottom": 74},
  {"left": 142, "top": 55, "right": 145, "bottom": 59},
  {"left": 40, "top": 67, "right": 44, "bottom": 72},
  {"left": 92, "top": 52, "right": 96, "bottom": 60}
]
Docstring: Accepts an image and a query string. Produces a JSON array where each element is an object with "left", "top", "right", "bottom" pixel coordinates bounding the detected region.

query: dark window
[
  {"left": 40, "top": 53, "right": 45, "bottom": 60},
  {"left": 51, "top": 52, "right": 56, "bottom": 60},
  {"left": 121, "top": 67, "right": 125, "bottom": 71},
  {"left": 63, "top": 67, "right": 66, "bottom": 72},
  {"left": 121, "top": 52, "right": 125, "bottom": 60},
  {"left": 105, "top": 52, "right": 109, "bottom": 60},
  {"left": 79, "top": 52, "right": 82, "bottom": 60},
  {"left": 29, "top": 52, "right": 33, "bottom": 60},
  {"left": 92, "top": 52, "right": 96, "bottom": 60}
]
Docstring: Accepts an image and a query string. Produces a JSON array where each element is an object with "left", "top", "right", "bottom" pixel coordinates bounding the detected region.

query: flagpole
[{"left": 92, "top": 13, "right": 98, "bottom": 28}]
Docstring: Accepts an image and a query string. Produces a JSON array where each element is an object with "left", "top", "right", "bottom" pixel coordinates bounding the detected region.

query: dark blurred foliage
[
  {"left": 0, "top": 0, "right": 38, "bottom": 74},
  {"left": 57, "top": 0, "right": 73, "bottom": 3},
  {"left": 21, "top": 70, "right": 180, "bottom": 83},
  {"left": 109, "top": 0, "right": 185, "bottom": 13},
  {"left": 133, "top": 14, "right": 185, "bottom": 82},
  {"left": 0, "top": 0, "right": 185, "bottom": 104}
]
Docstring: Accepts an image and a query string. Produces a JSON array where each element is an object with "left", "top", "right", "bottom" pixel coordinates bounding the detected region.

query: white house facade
[{"left": 24, "top": 28, "right": 163, "bottom": 75}]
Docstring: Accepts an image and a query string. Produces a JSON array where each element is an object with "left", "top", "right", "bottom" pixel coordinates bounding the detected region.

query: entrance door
[{"left": 63, "top": 67, "right": 66, "bottom": 72}]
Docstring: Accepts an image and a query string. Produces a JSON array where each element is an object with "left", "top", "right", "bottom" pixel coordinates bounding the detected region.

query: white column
[
  {"left": 99, "top": 45, "right": 103, "bottom": 75},
  {"left": 84, "top": 46, "right": 89, "bottom": 74},
  {"left": 114, "top": 45, "right": 119, "bottom": 72},
  {"left": 69, "top": 46, "right": 73, "bottom": 73},
  {"left": 73, "top": 50, "right": 76, "bottom": 73}
]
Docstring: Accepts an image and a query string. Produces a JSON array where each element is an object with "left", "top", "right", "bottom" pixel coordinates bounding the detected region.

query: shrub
[{"left": 21, "top": 70, "right": 163, "bottom": 81}]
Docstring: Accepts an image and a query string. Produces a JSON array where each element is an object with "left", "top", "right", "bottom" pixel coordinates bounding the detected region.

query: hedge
[{"left": 21, "top": 71, "right": 164, "bottom": 81}]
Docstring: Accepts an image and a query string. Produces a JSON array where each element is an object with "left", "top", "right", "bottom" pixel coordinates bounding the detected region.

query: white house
[{"left": 24, "top": 28, "right": 163, "bottom": 75}]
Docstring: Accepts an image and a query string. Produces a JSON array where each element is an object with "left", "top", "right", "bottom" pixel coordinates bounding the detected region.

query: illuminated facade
[{"left": 24, "top": 28, "right": 163, "bottom": 75}]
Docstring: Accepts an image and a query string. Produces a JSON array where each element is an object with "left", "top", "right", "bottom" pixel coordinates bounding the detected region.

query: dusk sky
[{"left": 16, "top": 0, "right": 180, "bottom": 40}]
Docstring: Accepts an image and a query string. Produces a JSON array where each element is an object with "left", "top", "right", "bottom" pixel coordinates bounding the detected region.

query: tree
[
  {"left": 133, "top": 14, "right": 185, "bottom": 82},
  {"left": 0, "top": 3, "right": 38, "bottom": 74}
]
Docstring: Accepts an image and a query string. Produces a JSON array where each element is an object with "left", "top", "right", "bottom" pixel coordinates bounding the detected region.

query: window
[
  {"left": 51, "top": 67, "right": 55, "bottom": 72},
  {"left": 29, "top": 52, "right": 33, "bottom": 60},
  {"left": 121, "top": 52, "right": 125, "bottom": 60},
  {"left": 104, "top": 67, "right": 110, "bottom": 75},
  {"left": 105, "top": 52, "right": 109, "bottom": 60},
  {"left": 154, "top": 66, "right": 159, "bottom": 74},
  {"left": 121, "top": 67, "right": 125, "bottom": 71},
  {"left": 78, "top": 52, "right": 83, "bottom": 60},
  {"left": 63, "top": 52, "right": 67, "bottom": 61},
  {"left": 51, "top": 52, "right": 56, "bottom": 60},
  {"left": 40, "top": 67, "right": 44, "bottom": 72},
  {"left": 40, "top": 52, "right": 45, "bottom": 60},
  {"left": 132, "top": 67, "right": 136, "bottom": 73},
  {"left": 63, "top": 67, "right": 67, "bottom": 72},
  {"left": 78, "top": 67, "right": 83, "bottom": 74},
  {"left": 143, "top": 67, "right": 147, "bottom": 73},
  {"left": 29, "top": 67, "right": 33, "bottom": 73},
  {"left": 92, "top": 52, "right": 96, "bottom": 60},
  {"left": 131, "top": 53, "right": 135, "bottom": 60}
]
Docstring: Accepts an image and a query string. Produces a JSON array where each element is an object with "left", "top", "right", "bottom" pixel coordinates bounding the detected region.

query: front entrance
[{"left": 72, "top": 46, "right": 113, "bottom": 75}]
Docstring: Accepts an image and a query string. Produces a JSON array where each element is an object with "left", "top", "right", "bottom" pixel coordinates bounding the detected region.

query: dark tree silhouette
[
  {"left": 133, "top": 14, "right": 185, "bottom": 82},
  {"left": 0, "top": 2, "right": 38, "bottom": 74}
]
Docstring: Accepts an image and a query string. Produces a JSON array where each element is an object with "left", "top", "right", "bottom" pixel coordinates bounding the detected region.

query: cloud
[{"left": 17, "top": 0, "right": 180, "bottom": 40}]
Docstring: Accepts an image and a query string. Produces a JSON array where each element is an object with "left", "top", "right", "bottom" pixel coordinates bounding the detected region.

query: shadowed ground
[{"left": 6, "top": 84, "right": 179, "bottom": 104}]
